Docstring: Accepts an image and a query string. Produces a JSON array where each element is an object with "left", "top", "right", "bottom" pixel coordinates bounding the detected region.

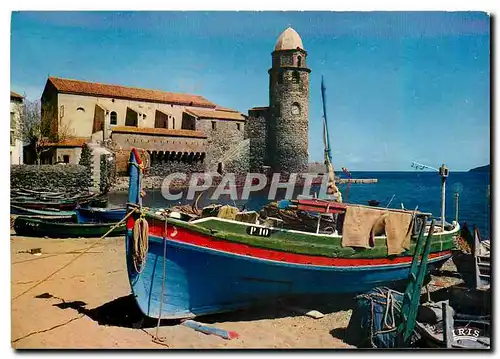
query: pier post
[{"left": 439, "top": 165, "right": 449, "bottom": 232}]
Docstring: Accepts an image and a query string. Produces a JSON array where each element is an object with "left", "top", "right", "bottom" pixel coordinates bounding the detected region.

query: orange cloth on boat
[
  {"left": 341, "top": 206, "right": 384, "bottom": 249},
  {"left": 371, "top": 211, "right": 414, "bottom": 255}
]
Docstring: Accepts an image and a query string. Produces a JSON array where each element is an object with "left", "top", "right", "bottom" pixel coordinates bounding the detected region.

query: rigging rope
[{"left": 153, "top": 214, "right": 169, "bottom": 344}]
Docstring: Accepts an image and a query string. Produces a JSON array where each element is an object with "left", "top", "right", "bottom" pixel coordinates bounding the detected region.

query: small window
[
  {"left": 63, "top": 155, "right": 70, "bottom": 163},
  {"left": 110, "top": 111, "right": 117, "bottom": 125},
  {"left": 212, "top": 121, "right": 217, "bottom": 130},
  {"left": 172, "top": 117, "right": 176, "bottom": 128},
  {"left": 293, "top": 71, "right": 300, "bottom": 83},
  {"left": 237, "top": 123, "right": 241, "bottom": 131},
  {"left": 297, "top": 56, "right": 302, "bottom": 67},
  {"left": 10, "top": 129, "right": 14, "bottom": 146},
  {"left": 143, "top": 114, "right": 147, "bottom": 119},
  {"left": 77, "top": 107, "right": 85, "bottom": 112},
  {"left": 60, "top": 105, "right": 64, "bottom": 118}
]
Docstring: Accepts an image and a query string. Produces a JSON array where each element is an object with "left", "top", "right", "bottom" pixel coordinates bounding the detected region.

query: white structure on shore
[{"left": 10, "top": 91, "right": 24, "bottom": 165}]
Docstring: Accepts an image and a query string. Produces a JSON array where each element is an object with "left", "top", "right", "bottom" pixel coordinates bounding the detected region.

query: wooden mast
[{"left": 321, "top": 76, "right": 342, "bottom": 202}]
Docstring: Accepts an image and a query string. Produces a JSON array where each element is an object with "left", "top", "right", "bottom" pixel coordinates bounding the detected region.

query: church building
[{"left": 37, "top": 27, "right": 310, "bottom": 175}]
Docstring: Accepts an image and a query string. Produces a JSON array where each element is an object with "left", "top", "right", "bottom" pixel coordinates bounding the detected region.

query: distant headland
[{"left": 469, "top": 164, "right": 490, "bottom": 172}]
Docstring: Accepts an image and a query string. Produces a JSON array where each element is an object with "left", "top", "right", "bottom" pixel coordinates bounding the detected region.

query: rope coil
[{"left": 132, "top": 216, "right": 149, "bottom": 273}]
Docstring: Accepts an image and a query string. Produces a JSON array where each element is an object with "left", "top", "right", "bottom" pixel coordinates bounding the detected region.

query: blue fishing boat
[
  {"left": 76, "top": 207, "right": 127, "bottom": 223},
  {"left": 124, "top": 148, "right": 459, "bottom": 320},
  {"left": 123, "top": 79, "right": 459, "bottom": 319}
]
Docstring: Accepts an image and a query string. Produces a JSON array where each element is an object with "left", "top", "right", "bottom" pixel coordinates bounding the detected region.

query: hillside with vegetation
[{"left": 469, "top": 164, "right": 490, "bottom": 172}]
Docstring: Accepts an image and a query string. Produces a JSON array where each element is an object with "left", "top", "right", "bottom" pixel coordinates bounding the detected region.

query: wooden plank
[{"left": 442, "top": 302, "right": 454, "bottom": 348}]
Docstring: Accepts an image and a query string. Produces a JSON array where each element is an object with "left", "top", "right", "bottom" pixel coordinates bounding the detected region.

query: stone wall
[
  {"left": 11, "top": 165, "right": 92, "bottom": 192},
  {"left": 148, "top": 161, "right": 205, "bottom": 177},
  {"left": 219, "top": 139, "right": 250, "bottom": 175},
  {"left": 246, "top": 108, "right": 268, "bottom": 172},
  {"left": 268, "top": 49, "right": 310, "bottom": 174},
  {"left": 197, "top": 119, "right": 245, "bottom": 172}
]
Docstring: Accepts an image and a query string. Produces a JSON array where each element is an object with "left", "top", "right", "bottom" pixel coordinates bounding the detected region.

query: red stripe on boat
[{"left": 126, "top": 217, "right": 450, "bottom": 267}]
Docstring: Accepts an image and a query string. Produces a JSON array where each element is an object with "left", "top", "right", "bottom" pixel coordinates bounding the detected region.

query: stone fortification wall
[{"left": 11, "top": 165, "right": 92, "bottom": 192}]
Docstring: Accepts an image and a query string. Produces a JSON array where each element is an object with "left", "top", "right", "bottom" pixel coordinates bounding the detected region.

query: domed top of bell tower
[{"left": 274, "top": 27, "right": 304, "bottom": 51}]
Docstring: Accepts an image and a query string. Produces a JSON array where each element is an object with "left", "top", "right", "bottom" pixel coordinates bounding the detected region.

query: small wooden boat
[
  {"left": 11, "top": 204, "right": 76, "bottom": 218},
  {"left": 11, "top": 193, "right": 98, "bottom": 211},
  {"left": 414, "top": 287, "right": 491, "bottom": 349},
  {"left": 88, "top": 195, "right": 108, "bottom": 208},
  {"left": 13, "top": 216, "right": 126, "bottom": 238},
  {"left": 76, "top": 207, "right": 127, "bottom": 223}
]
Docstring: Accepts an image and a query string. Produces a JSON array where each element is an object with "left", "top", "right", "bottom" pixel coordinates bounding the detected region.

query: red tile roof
[
  {"left": 185, "top": 108, "right": 245, "bottom": 121},
  {"left": 10, "top": 91, "right": 24, "bottom": 100},
  {"left": 111, "top": 126, "right": 207, "bottom": 139},
  {"left": 44, "top": 137, "right": 89, "bottom": 147},
  {"left": 215, "top": 106, "right": 239, "bottom": 113},
  {"left": 48, "top": 77, "right": 217, "bottom": 108}
]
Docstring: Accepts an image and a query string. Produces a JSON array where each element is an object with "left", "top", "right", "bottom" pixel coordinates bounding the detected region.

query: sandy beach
[{"left": 11, "top": 232, "right": 461, "bottom": 349}]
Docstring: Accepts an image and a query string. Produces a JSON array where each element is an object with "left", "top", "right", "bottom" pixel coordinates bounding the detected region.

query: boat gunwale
[{"left": 139, "top": 209, "right": 461, "bottom": 240}]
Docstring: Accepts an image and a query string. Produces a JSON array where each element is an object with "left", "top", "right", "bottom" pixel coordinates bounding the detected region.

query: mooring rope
[
  {"left": 12, "top": 208, "right": 138, "bottom": 302},
  {"left": 153, "top": 214, "right": 169, "bottom": 344},
  {"left": 132, "top": 216, "right": 149, "bottom": 273}
]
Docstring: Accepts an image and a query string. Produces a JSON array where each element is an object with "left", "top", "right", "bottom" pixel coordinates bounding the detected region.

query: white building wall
[
  {"left": 56, "top": 93, "right": 210, "bottom": 139},
  {"left": 10, "top": 100, "right": 23, "bottom": 165}
]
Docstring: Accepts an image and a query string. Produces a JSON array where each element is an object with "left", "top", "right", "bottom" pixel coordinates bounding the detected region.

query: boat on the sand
[
  {"left": 13, "top": 216, "right": 126, "bottom": 238},
  {"left": 124, "top": 148, "right": 459, "bottom": 320},
  {"left": 76, "top": 207, "right": 127, "bottom": 223}
]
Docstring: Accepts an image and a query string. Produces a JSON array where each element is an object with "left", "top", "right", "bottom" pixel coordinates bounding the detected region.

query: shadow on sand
[{"left": 36, "top": 292, "right": 359, "bottom": 330}]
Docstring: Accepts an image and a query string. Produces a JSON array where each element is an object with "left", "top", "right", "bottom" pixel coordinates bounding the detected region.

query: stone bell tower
[{"left": 268, "top": 27, "right": 310, "bottom": 174}]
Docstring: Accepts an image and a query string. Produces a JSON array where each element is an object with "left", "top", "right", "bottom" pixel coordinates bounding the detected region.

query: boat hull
[
  {"left": 125, "top": 221, "right": 453, "bottom": 320},
  {"left": 76, "top": 207, "right": 127, "bottom": 223},
  {"left": 14, "top": 216, "right": 126, "bottom": 238},
  {"left": 11, "top": 204, "right": 76, "bottom": 217}
]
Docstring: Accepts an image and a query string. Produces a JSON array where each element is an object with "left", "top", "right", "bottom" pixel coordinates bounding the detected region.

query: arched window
[
  {"left": 76, "top": 107, "right": 85, "bottom": 112},
  {"left": 292, "top": 71, "right": 300, "bottom": 83},
  {"left": 291, "top": 102, "right": 301, "bottom": 116},
  {"left": 297, "top": 56, "right": 302, "bottom": 67},
  {"left": 110, "top": 111, "right": 117, "bottom": 125}
]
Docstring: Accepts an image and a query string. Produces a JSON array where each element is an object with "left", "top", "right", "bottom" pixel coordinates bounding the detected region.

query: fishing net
[{"left": 345, "top": 287, "right": 414, "bottom": 348}]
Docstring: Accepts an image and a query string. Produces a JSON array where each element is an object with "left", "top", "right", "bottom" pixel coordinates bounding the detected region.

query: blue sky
[{"left": 10, "top": 11, "right": 490, "bottom": 171}]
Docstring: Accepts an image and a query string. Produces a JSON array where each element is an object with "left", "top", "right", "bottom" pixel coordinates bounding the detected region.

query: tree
[{"left": 21, "top": 99, "right": 70, "bottom": 164}]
